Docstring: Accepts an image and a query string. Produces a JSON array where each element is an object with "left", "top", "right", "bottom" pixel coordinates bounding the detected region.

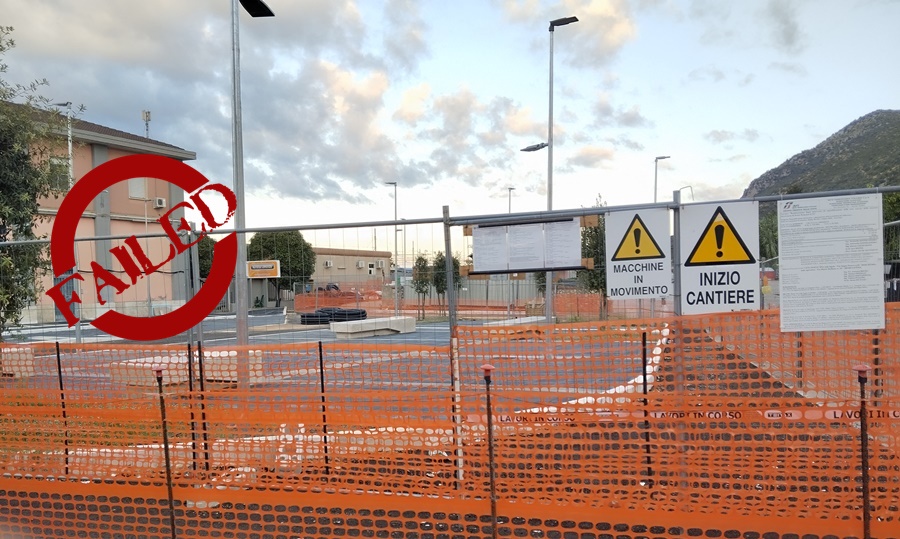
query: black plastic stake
[
  {"left": 196, "top": 341, "right": 210, "bottom": 471},
  {"left": 642, "top": 332, "right": 653, "bottom": 487},
  {"left": 54, "top": 342, "right": 70, "bottom": 476},
  {"left": 481, "top": 363, "right": 498, "bottom": 539},
  {"left": 155, "top": 369, "right": 178, "bottom": 539},
  {"left": 318, "top": 341, "right": 331, "bottom": 475},
  {"left": 853, "top": 364, "right": 872, "bottom": 539},
  {"left": 187, "top": 342, "right": 198, "bottom": 471}
]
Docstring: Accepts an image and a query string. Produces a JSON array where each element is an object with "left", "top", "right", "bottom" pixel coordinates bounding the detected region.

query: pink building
[{"left": 28, "top": 116, "right": 197, "bottom": 325}]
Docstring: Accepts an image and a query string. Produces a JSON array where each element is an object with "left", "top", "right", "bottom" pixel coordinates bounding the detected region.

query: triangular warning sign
[
  {"left": 611, "top": 214, "right": 665, "bottom": 261},
  {"left": 685, "top": 206, "right": 755, "bottom": 266}
]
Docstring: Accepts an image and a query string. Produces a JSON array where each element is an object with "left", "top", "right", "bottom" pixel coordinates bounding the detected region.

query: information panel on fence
[
  {"left": 779, "top": 193, "right": 884, "bottom": 331},
  {"left": 680, "top": 201, "right": 759, "bottom": 315},
  {"left": 605, "top": 208, "right": 671, "bottom": 300},
  {"left": 472, "top": 218, "right": 581, "bottom": 273}
]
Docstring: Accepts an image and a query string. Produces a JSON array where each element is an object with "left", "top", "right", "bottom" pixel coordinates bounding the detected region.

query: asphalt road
[{"left": 3, "top": 309, "right": 452, "bottom": 347}]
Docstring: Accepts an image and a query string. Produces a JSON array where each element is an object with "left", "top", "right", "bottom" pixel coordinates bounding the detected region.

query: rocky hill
[{"left": 742, "top": 109, "right": 900, "bottom": 198}]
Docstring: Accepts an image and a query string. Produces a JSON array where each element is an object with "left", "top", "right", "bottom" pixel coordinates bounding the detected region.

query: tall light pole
[
  {"left": 506, "top": 187, "right": 515, "bottom": 318},
  {"left": 53, "top": 102, "right": 81, "bottom": 343},
  {"left": 520, "top": 16, "right": 578, "bottom": 323},
  {"left": 231, "top": 0, "right": 274, "bottom": 348},
  {"left": 653, "top": 155, "right": 670, "bottom": 204},
  {"left": 385, "top": 181, "right": 399, "bottom": 316}
]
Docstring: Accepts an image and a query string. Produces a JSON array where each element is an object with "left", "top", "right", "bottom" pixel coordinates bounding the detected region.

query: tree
[
  {"left": 758, "top": 211, "right": 779, "bottom": 265},
  {"left": 884, "top": 192, "right": 900, "bottom": 223},
  {"left": 412, "top": 253, "right": 431, "bottom": 320},
  {"left": 577, "top": 196, "right": 608, "bottom": 293},
  {"left": 0, "top": 27, "right": 67, "bottom": 339},
  {"left": 431, "top": 251, "right": 460, "bottom": 316},
  {"left": 197, "top": 234, "right": 216, "bottom": 280},
  {"left": 247, "top": 230, "right": 315, "bottom": 307}
]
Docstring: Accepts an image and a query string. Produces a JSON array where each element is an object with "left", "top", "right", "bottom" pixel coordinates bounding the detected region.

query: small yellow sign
[
  {"left": 685, "top": 206, "right": 755, "bottom": 266},
  {"left": 247, "top": 260, "right": 281, "bottom": 279},
  {"left": 611, "top": 214, "right": 665, "bottom": 261}
]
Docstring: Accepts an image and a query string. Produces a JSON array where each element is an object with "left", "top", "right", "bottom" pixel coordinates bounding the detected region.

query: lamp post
[
  {"left": 506, "top": 187, "right": 515, "bottom": 317},
  {"left": 53, "top": 102, "right": 82, "bottom": 344},
  {"left": 231, "top": 0, "right": 274, "bottom": 350},
  {"left": 653, "top": 155, "right": 670, "bottom": 204},
  {"left": 677, "top": 185, "right": 694, "bottom": 201},
  {"left": 522, "top": 15, "right": 578, "bottom": 324},
  {"left": 650, "top": 155, "right": 669, "bottom": 319},
  {"left": 385, "top": 181, "right": 399, "bottom": 316}
]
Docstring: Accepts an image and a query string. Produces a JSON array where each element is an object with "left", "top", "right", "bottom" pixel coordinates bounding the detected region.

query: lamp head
[
  {"left": 549, "top": 16, "right": 579, "bottom": 30},
  {"left": 655, "top": 155, "right": 670, "bottom": 162},
  {"left": 521, "top": 142, "right": 549, "bottom": 152},
  {"left": 239, "top": 0, "right": 274, "bottom": 17}
]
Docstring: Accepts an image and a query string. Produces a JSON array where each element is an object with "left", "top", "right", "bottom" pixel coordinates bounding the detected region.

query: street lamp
[
  {"left": 385, "top": 181, "right": 399, "bottom": 316},
  {"left": 677, "top": 185, "right": 694, "bottom": 201},
  {"left": 653, "top": 155, "right": 670, "bottom": 204},
  {"left": 53, "top": 102, "right": 82, "bottom": 344},
  {"left": 507, "top": 187, "right": 515, "bottom": 214},
  {"left": 542, "top": 15, "right": 579, "bottom": 323},
  {"left": 231, "top": 0, "right": 274, "bottom": 349}
]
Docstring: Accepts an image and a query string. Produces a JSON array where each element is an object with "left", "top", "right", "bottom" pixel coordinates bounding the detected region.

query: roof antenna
[{"left": 142, "top": 110, "right": 151, "bottom": 138}]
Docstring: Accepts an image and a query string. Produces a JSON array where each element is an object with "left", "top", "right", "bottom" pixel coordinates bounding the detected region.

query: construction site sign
[
  {"left": 778, "top": 194, "right": 884, "bottom": 332},
  {"left": 247, "top": 260, "right": 281, "bottom": 279},
  {"left": 680, "top": 202, "right": 759, "bottom": 314},
  {"left": 605, "top": 209, "right": 671, "bottom": 299}
]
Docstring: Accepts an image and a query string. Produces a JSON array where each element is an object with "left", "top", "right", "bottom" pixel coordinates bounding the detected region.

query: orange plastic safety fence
[{"left": 0, "top": 307, "right": 898, "bottom": 538}]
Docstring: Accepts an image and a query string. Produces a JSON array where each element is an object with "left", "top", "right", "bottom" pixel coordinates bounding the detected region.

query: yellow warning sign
[
  {"left": 611, "top": 214, "right": 665, "bottom": 261},
  {"left": 685, "top": 206, "right": 755, "bottom": 266}
]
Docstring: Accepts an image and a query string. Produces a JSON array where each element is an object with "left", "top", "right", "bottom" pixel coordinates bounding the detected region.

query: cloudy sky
[{"left": 5, "top": 0, "right": 899, "bottom": 232}]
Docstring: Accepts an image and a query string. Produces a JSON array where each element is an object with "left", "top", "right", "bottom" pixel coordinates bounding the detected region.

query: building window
[
  {"left": 368, "top": 263, "right": 375, "bottom": 276},
  {"left": 129, "top": 177, "right": 147, "bottom": 199},
  {"left": 49, "top": 157, "right": 69, "bottom": 190}
]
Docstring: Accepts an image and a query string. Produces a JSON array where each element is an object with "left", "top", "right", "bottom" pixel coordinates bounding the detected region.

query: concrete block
[
  {"left": 108, "top": 356, "right": 191, "bottom": 386},
  {"left": 331, "top": 316, "right": 415, "bottom": 339},
  {"left": 202, "top": 349, "right": 264, "bottom": 382},
  {"left": 0, "top": 346, "right": 36, "bottom": 377}
]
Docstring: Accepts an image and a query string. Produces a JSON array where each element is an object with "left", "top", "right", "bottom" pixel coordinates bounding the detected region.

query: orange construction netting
[{"left": 0, "top": 306, "right": 897, "bottom": 538}]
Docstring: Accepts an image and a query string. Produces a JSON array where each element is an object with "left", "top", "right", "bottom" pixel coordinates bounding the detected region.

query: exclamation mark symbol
[
  {"left": 633, "top": 228, "right": 641, "bottom": 255},
  {"left": 715, "top": 224, "right": 724, "bottom": 258}
]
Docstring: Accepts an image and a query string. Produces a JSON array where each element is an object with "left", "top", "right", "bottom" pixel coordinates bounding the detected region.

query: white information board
[
  {"left": 544, "top": 219, "right": 581, "bottom": 268},
  {"left": 778, "top": 194, "right": 884, "bottom": 332},
  {"left": 471, "top": 218, "right": 581, "bottom": 273},
  {"left": 472, "top": 226, "right": 508, "bottom": 273},
  {"left": 679, "top": 201, "right": 760, "bottom": 315},
  {"left": 605, "top": 209, "right": 671, "bottom": 299}
]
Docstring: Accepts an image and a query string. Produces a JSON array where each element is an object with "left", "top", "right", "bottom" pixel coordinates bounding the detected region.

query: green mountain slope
[{"left": 742, "top": 110, "right": 900, "bottom": 198}]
